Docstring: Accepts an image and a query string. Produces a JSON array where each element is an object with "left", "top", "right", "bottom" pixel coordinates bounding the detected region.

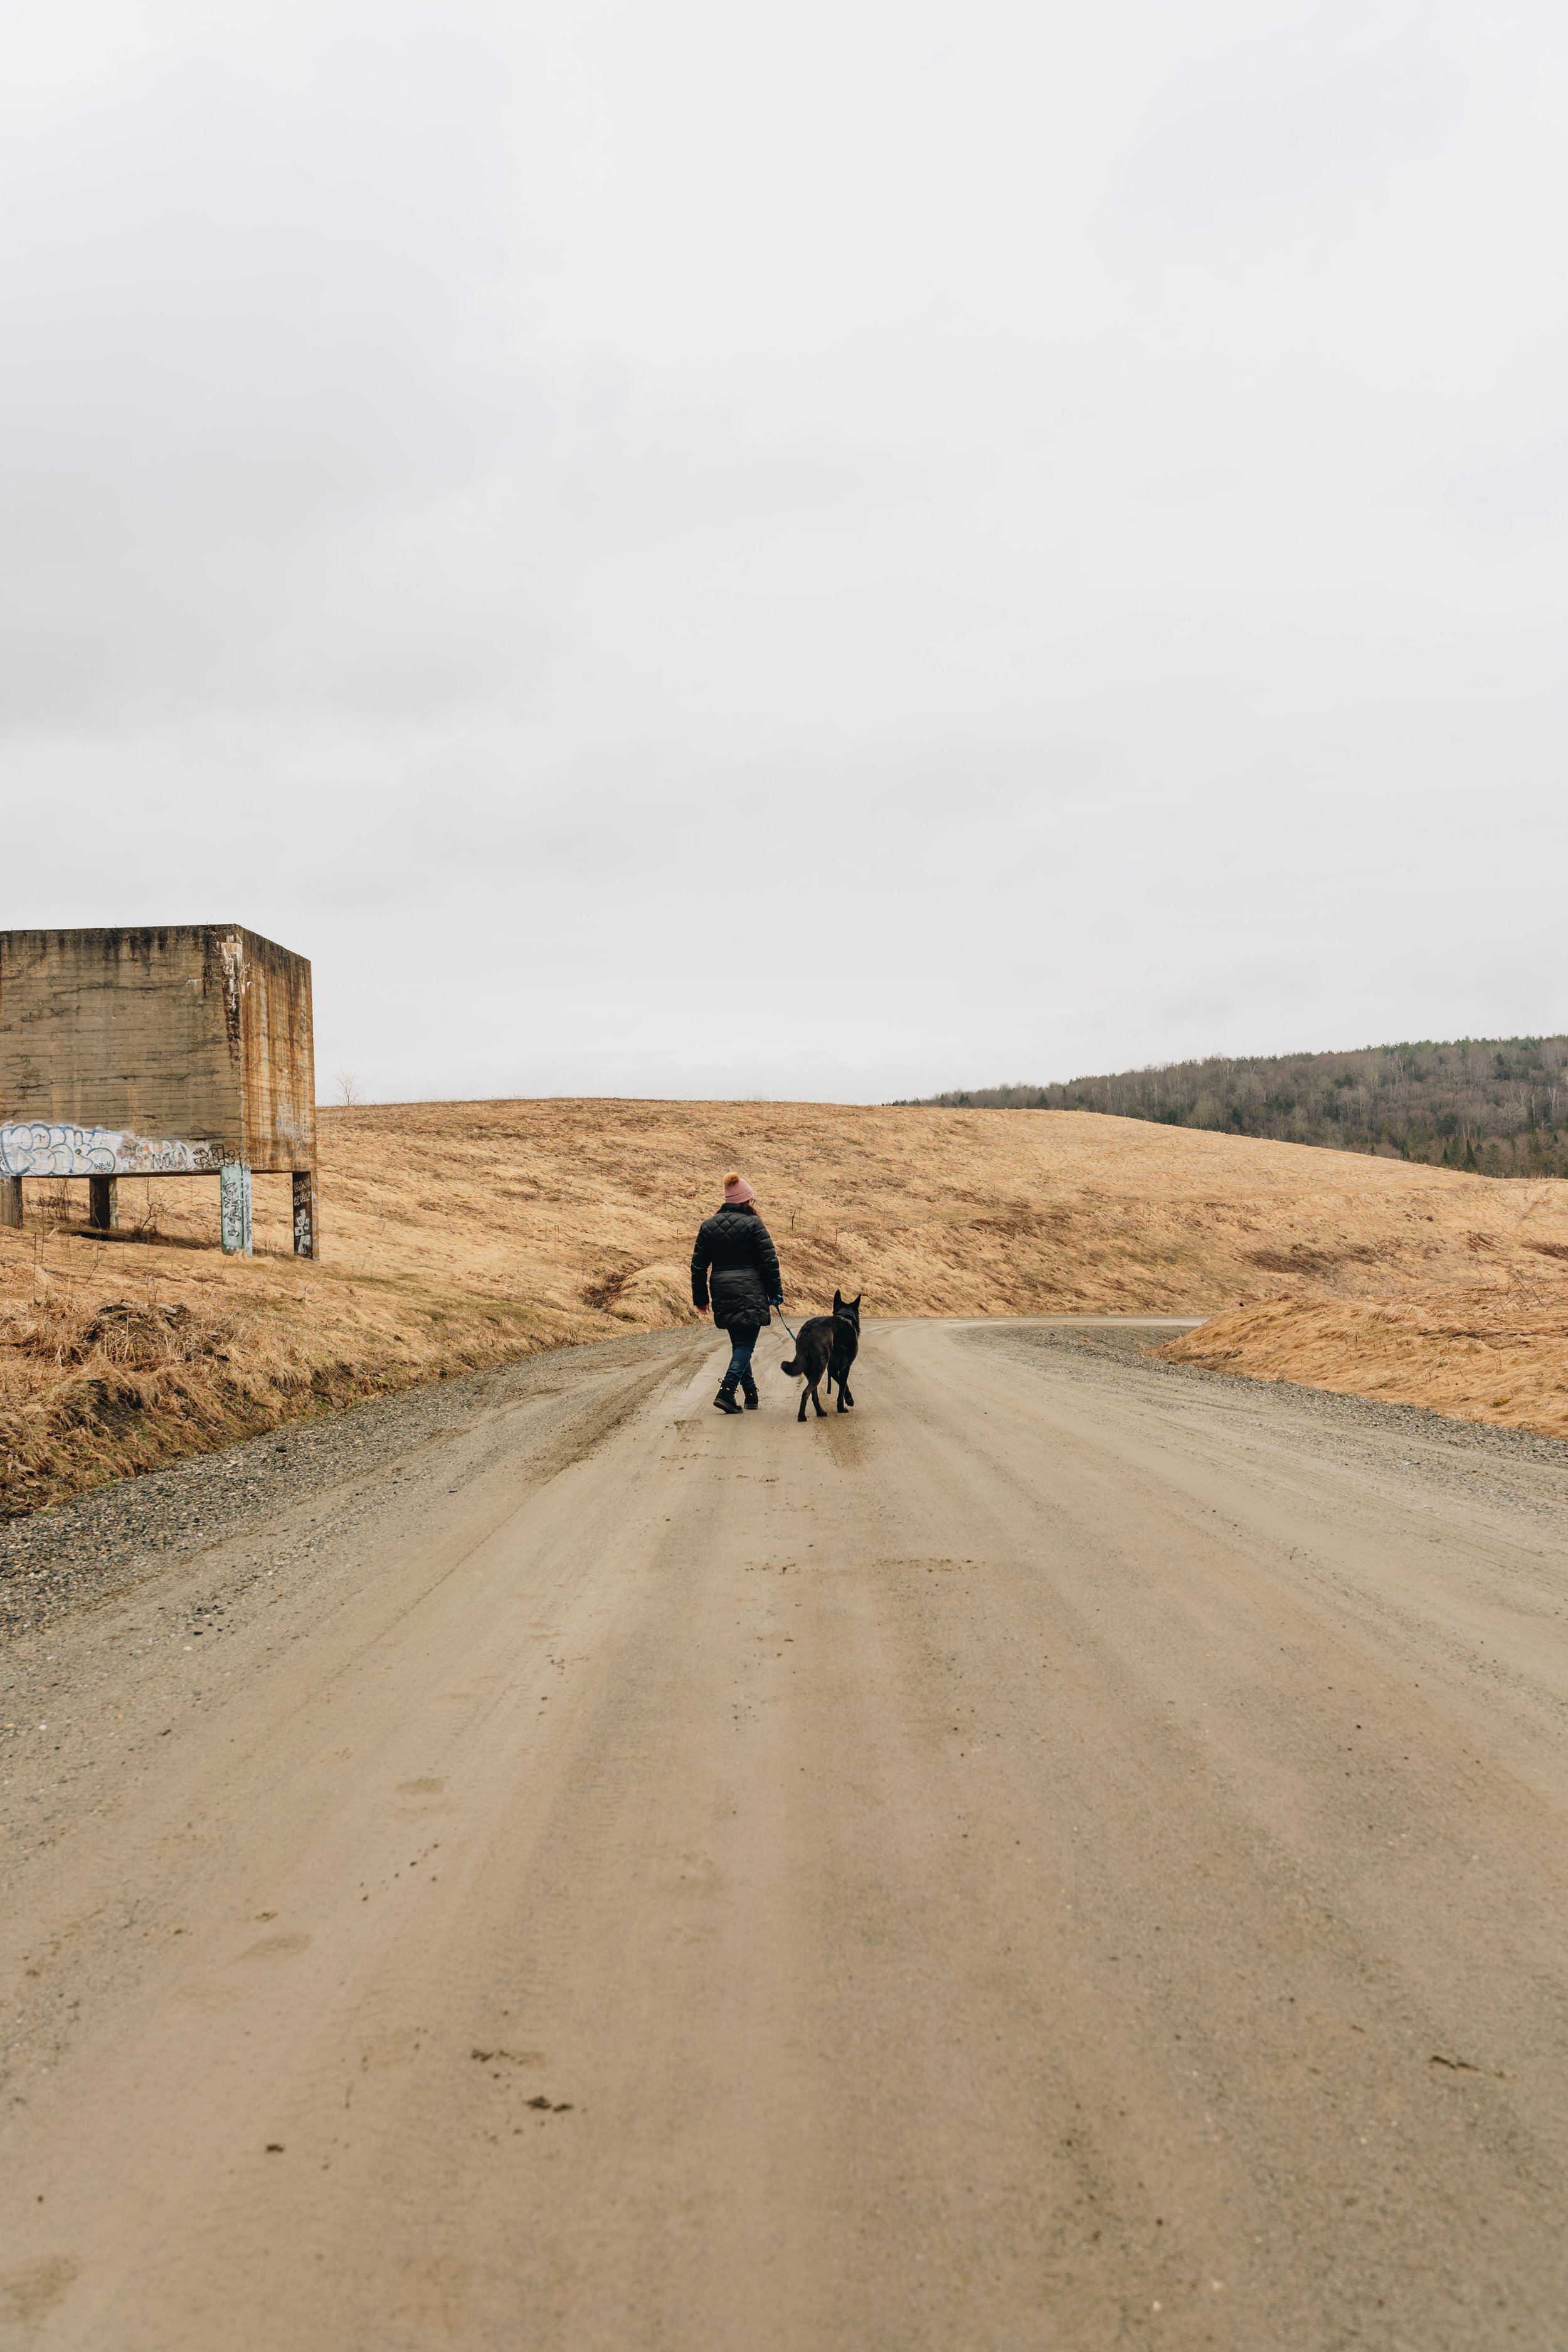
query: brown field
[{"left": 5, "top": 1098, "right": 1568, "bottom": 1515}]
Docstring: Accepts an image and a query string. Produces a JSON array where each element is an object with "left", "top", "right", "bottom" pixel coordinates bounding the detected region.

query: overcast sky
[{"left": 2, "top": 0, "right": 1564, "bottom": 1102}]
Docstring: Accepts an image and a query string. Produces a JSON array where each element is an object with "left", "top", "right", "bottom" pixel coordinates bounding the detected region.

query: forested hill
[{"left": 903, "top": 1037, "right": 1568, "bottom": 1178}]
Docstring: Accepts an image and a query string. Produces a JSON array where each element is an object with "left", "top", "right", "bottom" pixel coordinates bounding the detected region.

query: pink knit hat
[{"left": 723, "top": 1173, "right": 755, "bottom": 1204}]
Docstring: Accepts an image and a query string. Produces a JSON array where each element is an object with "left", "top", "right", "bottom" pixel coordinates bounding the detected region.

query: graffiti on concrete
[
  {"left": 220, "top": 1159, "right": 253, "bottom": 1255},
  {"left": 0, "top": 1123, "right": 222, "bottom": 1178}
]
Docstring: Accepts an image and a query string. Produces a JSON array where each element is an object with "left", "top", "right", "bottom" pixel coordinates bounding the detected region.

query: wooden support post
[
  {"left": 292, "top": 1169, "right": 318, "bottom": 1260},
  {"left": 88, "top": 1175, "right": 119, "bottom": 1232},
  {"left": 0, "top": 1175, "right": 21, "bottom": 1229},
  {"left": 219, "top": 1162, "right": 252, "bottom": 1256}
]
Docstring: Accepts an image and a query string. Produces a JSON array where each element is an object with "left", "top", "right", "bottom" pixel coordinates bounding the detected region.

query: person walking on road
[{"left": 691, "top": 1173, "right": 783, "bottom": 1414}]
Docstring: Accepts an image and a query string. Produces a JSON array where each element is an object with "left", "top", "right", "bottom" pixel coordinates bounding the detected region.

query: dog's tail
[{"left": 780, "top": 1350, "right": 800, "bottom": 1377}]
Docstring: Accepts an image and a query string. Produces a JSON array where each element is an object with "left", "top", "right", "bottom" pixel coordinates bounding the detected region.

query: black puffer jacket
[{"left": 691, "top": 1204, "right": 781, "bottom": 1332}]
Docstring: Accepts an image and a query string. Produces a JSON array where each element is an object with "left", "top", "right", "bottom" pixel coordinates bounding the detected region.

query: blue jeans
[{"left": 723, "top": 1326, "right": 760, "bottom": 1392}]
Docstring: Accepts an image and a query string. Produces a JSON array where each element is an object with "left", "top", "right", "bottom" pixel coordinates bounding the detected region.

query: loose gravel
[
  {"left": 0, "top": 1328, "right": 694, "bottom": 1643},
  {"left": 973, "top": 1315, "right": 1568, "bottom": 1517}
]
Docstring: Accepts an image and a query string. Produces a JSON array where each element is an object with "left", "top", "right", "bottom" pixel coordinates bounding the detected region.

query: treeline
[{"left": 903, "top": 1037, "right": 1568, "bottom": 1178}]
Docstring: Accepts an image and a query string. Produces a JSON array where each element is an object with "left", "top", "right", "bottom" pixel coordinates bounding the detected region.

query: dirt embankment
[
  {"left": 0, "top": 1240, "right": 603, "bottom": 1520},
  {"left": 1160, "top": 1289, "right": 1568, "bottom": 1440},
  {"left": 5, "top": 1097, "right": 1568, "bottom": 1513}
]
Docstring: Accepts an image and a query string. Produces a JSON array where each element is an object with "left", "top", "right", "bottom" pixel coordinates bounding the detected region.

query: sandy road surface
[{"left": 3, "top": 1318, "right": 1568, "bottom": 2351}]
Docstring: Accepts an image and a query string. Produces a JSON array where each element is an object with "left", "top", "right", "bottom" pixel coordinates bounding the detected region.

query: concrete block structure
[{"left": 0, "top": 926, "right": 317, "bottom": 1256}]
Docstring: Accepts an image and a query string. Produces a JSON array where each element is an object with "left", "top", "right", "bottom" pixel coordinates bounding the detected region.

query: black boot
[
  {"left": 742, "top": 1385, "right": 760, "bottom": 1409},
  {"left": 713, "top": 1384, "right": 743, "bottom": 1414}
]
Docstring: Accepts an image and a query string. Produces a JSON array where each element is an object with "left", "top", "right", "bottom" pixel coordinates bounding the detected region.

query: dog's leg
[
  {"left": 797, "top": 1382, "right": 809, "bottom": 1423},
  {"left": 810, "top": 1377, "right": 826, "bottom": 1418}
]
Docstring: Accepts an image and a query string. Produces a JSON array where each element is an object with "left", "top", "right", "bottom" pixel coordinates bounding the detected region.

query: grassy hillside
[
  {"left": 4, "top": 1096, "right": 1568, "bottom": 1515},
  {"left": 909, "top": 1036, "right": 1568, "bottom": 1176}
]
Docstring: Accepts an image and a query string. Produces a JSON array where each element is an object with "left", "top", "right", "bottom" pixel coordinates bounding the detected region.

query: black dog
[{"left": 780, "top": 1291, "right": 861, "bottom": 1422}]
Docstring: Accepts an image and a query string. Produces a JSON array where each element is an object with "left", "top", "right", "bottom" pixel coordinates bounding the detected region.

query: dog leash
[{"left": 773, "top": 1307, "right": 798, "bottom": 1345}]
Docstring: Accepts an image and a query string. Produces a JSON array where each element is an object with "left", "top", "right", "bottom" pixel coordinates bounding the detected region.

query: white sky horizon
[{"left": 3, "top": 2, "right": 1564, "bottom": 1104}]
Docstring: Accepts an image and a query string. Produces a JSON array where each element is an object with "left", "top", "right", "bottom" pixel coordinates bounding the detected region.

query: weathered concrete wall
[
  {"left": 0, "top": 927, "right": 315, "bottom": 1172},
  {"left": 234, "top": 930, "right": 316, "bottom": 1171}
]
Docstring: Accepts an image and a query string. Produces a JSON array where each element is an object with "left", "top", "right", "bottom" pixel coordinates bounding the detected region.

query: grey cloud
[
  {"left": 1441, "top": 433, "right": 1568, "bottom": 542},
  {"left": 1108, "top": 4, "right": 1459, "bottom": 248},
  {"left": 1, "top": 0, "right": 1564, "bottom": 1103},
  {"left": 0, "top": 6, "right": 536, "bottom": 725}
]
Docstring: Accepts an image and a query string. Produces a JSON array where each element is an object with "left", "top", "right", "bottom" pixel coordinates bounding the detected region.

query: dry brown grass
[
  {"left": 1158, "top": 1290, "right": 1568, "bottom": 1439},
  {"left": 6, "top": 1098, "right": 1568, "bottom": 1514},
  {"left": 317, "top": 1099, "right": 1568, "bottom": 1318}
]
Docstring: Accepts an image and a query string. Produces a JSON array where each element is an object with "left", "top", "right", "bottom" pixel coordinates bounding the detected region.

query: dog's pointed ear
[
  {"left": 850, "top": 1294, "right": 862, "bottom": 1311},
  {"left": 833, "top": 1288, "right": 842, "bottom": 1311}
]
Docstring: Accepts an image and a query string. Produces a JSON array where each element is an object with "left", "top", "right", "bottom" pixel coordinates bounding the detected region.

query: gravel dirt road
[{"left": 3, "top": 1317, "right": 1567, "bottom": 2350}]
